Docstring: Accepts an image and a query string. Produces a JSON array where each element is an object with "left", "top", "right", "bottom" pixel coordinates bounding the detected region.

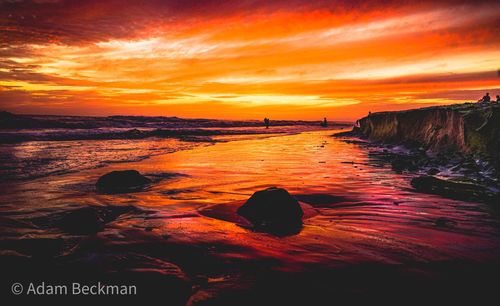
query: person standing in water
[
  {"left": 264, "top": 117, "right": 270, "bottom": 129},
  {"left": 320, "top": 117, "right": 328, "bottom": 127}
]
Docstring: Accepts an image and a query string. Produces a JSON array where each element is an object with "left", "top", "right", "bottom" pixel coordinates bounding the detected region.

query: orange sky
[{"left": 1, "top": 0, "right": 499, "bottom": 120}]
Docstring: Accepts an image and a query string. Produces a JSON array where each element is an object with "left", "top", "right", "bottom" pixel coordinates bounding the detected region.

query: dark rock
[
  {"left": 237, "top": 187, "right": 303, "bottom": 234},
  {"left": 426, "top": 168, "right": 440, "bottom": 175},
  {"left": 391, "top": 152, "right": 430, "bottom": 172},
  {"left": 391, "top": 156, "right": 417, "bottom": 172},
  {"left": 411, "top": 176, "right": 500, "bottom": 204},
  {"left": 56, "top": 206, "right": 105, "bottom": 234},
  {"left": 96, "top": 170, "right": 152, "bottom": 193},
  {"left": 35, "top": 205, "right": 144, "bottom": 235},
  {"left": 435, "top": 217, "right": 456, "bottom": 228},
  {"left": 368, "top": 150, "right": 430, "bottom": 173}
]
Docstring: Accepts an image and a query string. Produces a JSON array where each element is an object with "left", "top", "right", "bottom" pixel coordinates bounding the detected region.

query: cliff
[{"left": 357, "top": 103, "right": 500, "bottom": 165}]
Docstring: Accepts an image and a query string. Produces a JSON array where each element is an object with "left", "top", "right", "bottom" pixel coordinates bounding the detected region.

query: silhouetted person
[
  {"left": 264, "top": 117, "right": 270, "bottom": 129},
  {"left": 479, "top": 93, "right": 490, "bottom": 103},
  {"left": 320, "top": 117, "right": 328, "bottom": 127},
  {"left": 496, "top": 95, "right": 500, "bottom": 103}
]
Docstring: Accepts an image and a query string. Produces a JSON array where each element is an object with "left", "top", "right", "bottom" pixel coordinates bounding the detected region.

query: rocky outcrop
[
  {"left": 96, "top": 170, "right": 152, "bottom": 193},
  {"left": 411, "top": 176, "right": 499, "bottom": 204},
  {"left": 237, "top": 187, "right": 303, "bottom": 234},
  {"left": 357, "top": 103, "right": 500, "bottom": 170}
]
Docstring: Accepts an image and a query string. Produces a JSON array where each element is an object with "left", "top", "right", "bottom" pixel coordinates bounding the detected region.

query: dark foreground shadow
[{"left": 2, "top": 256, "right": 500, "bottom": 305}]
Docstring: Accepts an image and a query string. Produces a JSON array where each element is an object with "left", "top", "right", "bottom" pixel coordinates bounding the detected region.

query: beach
[{"left": 2, "top": 126, "right": 500, "bottom": 303}]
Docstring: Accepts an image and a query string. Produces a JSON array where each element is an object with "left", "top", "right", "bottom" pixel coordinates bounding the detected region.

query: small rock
[
  {"left": 55, "top": 206, "right": 104, "bottom": 234},
  {"left": 49, "top": 205, "right": 143, "bottom": 235},
  {"left": 237, "top": 187, "right": 303, "bottom": 234},
  {"left": 391, "top": 155, "right": 421, "bottom": 172},
  {"left": 435, "top": 217, "right": 456, "bottom": 227},
  {"left": 96, "top": 170, "right": 152, "bottom": 194},
  {"left": 426, "top": 168, "right": 440, "bottom": 175}
]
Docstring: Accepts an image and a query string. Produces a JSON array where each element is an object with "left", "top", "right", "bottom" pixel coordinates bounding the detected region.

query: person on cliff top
[{"left": 478, "top": 93, "right": 490, "bottom": 103}]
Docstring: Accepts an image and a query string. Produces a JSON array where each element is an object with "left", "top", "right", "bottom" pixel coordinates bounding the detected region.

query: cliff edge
[{"left": 357, "top": 103, "right": 500, "bottom": 166}]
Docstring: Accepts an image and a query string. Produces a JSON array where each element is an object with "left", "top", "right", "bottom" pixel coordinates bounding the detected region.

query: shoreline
[
  {"left": 0, "top": 126, "right": 348, "bottom": 180},
  {"left": 2, "top": 129, "right": 500, "bottom": 304},
  {"left": 334, "top": 102, "right": 500, "bottom": 203}
]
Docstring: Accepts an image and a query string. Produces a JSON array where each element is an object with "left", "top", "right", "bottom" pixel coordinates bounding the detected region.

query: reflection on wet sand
[{"left": 1, "top": 129, "right": 500, "bottom": 303}]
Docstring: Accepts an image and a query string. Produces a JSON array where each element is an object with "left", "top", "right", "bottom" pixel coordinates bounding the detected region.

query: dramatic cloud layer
[{"left": 1, "top": 0, "right": 499, "bottom": 119}]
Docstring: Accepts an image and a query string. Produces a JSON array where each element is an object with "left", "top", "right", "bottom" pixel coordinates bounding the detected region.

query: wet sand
[{"left": 1, "top": 129, "right": 500, "bottom": 303}]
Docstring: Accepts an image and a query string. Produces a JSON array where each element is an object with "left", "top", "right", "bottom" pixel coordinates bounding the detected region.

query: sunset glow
[{"left": 1, "top": 0, "right": 499, "bottom": 120}]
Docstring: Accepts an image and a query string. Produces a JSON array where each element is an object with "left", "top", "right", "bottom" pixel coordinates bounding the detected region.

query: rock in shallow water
[
  {"left": 411, "top": 175, "right": 499, "bottom": 204},
  {"left": 435, "top": 217, "right": 457, "bottom": 228},
  {"left": 32, "top": 205, "right": 144, "bottom": 235},
  {"left": 237, "top": 187, "right": 303, "bottom": 234},
  {"left": 96, "top": 170, "right": 152, "bottom": 193},
  {"left": 56, "top": 206, "right": 105, "bottom": 234}
]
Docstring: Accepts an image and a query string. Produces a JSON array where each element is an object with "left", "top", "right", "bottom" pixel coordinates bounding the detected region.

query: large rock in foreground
[
  {"left": 96, "top": 170, "right": 152, "bottom": 194},
  {"left": 237, "top": 187, "right": 303, "bottom": 234}
]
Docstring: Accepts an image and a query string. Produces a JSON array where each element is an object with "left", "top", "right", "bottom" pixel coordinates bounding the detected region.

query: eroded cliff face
[{"left": 358, "top": 103, "right": 500, "bottom": 163}]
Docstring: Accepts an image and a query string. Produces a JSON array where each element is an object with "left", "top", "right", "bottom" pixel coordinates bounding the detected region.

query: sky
[{"left": 1, "top": 0, "right": 499, "bottom": 120}]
